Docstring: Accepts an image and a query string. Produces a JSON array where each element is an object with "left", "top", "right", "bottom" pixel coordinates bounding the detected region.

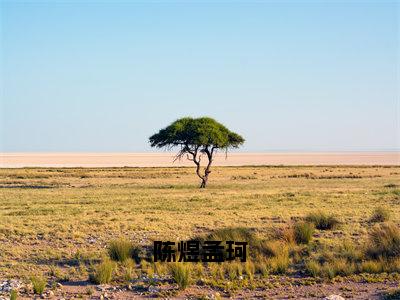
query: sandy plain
[{"left": 1, "top": 152, "right": 399, "bottom": 168}]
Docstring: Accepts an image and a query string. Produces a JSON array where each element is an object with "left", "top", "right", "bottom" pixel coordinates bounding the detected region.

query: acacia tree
[{"left": 149, "top": 117, "right": 245, "bottom": 188}]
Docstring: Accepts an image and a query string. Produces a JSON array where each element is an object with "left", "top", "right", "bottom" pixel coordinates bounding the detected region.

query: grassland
[{"left": 0, "top": 166, "right": 399, "bottom": 299}]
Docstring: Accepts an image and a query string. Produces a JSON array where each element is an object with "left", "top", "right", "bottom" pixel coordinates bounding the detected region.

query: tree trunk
[
  {"left": 200, "top": 175, "right": 208, "bottom": 188},
  {"left": 188, "top": 146, "right": 214, "bottom": 189}
]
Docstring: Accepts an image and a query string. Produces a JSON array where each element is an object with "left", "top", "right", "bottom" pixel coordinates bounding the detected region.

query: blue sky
[{"left": 1, "top": 1, "right": 399, "bottom": 152}]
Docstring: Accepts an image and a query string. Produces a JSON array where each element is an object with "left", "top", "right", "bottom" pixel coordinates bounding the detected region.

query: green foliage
[
  {"left": 306, "top": 211, "right": 340, "bottom": 230},
  {"left": 89, "top": 260, "right": 115, "bottom": 284},
  {"left": 31, "top": 276, "right": 46, "bottom": 294},
  {"left": 294, "top": 222, "right": 315, "bottom": 244},
  {"left": 366, "top": 223, "right": 400, "bottom": 259},
  {"left": 169, "top": 263, "right": 191, "bottom": 290},
  {"left": 149, "top": 117, "right": 244, "bottom": 150},
  {"left": 370, "top": 206, "right": 391, "bottom": 222}
]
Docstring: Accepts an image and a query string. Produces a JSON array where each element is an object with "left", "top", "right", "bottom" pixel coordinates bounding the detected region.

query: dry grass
[{"left": 0, "top": 166, "right": 399, "bottom": 283}]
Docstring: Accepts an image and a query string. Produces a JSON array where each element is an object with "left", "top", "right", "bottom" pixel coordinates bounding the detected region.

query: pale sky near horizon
[{"left": 1, "top": 1, "right": 399, "bottom": 152}]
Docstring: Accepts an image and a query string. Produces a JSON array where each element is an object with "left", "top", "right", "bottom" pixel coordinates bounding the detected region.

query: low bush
[
  {"left": 369, "top": 207, "right": 390, "bottom": 223},
  {"left": 89, "top": 260, "right": 115, "bottom": 284},
  {"left": 169, "top": 263, "right": 191, "bottom": 290},
  {"left": 294, "top": 222, "right": 314, "bottom": 244},
  {"left": 306, "top": 211, "right": 340, "bottom": 230}
]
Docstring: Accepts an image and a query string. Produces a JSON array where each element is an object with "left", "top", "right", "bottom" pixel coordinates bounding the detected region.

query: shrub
[
  {"left": 9, "top": 289, "right": 17, "bottom": 300},
  {"left": 169, "top": 263, "right": 190, "bottom": 290},
  {"left": 366, "top": 223, "right": 400, "bottom": 259},
  {"left": 306, "top": 211, "right": 340, "bottom": 230},
  {"left": 370, "top": 207, "right": 390, "bottom": 223},
  {"left": 294, "top": 222, "right": 314, "bottom": 244},
  {"left": 89, "top": 260, "right": 115, "bottom": 284},
  {"left": 108, "top": 239, "right": 141, "bottom": 263},
  {"left": 31, "top": 276, "right": 46, "bottom": 294}
]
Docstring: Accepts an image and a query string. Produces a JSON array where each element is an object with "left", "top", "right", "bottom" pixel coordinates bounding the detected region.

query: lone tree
[{"left": 149, "top": 117, "right": 245, "bottom": 188}]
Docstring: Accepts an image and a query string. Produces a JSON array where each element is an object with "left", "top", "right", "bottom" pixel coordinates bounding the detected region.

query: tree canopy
[
  {"left": 149, "top": 117, "right": 244, "bottom": 150},
  {"left": 149, "top": 117, "right": 245, "bottom": 188}
]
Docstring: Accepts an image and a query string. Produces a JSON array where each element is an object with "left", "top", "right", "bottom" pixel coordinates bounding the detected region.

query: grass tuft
[
  {"left": 89, "top": 260, "right": 115, "bottom": 284},
  {"left": 205, "top": 227, "right": 257, "bottom": 244},
  {"left": 31, "top": 276, "right": 46, "bottom": 294},
  {"left": 169, "top": 263, "right": 191, "bottom": 290},
  {"left": 359, "top": 260, "right": 383, "bottom": 274},
  {"left": 306, "top": 211, "right": 340, "bottom": 230},
  {"left": 108, "top": 238, "right": 142, "bottom": 263},
  {"left": 294, "top": 222, "right": 314, "bottom": 244},
  {"left": 9, "top": 289, "right": 18, "bottom": 300},
  {"left": 366, "top": 223, "right": 400, "bottom": 259},
  {"left": 370, "top": 207, "right": 390, "bottom": 223}
]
